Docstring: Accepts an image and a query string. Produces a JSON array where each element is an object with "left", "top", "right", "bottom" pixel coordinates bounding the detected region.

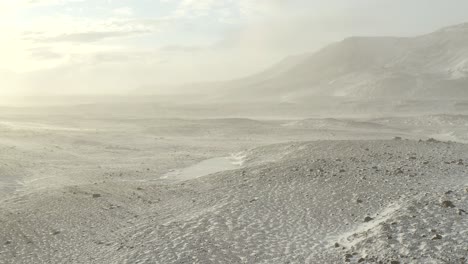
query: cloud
[
  {"left": 27, "top": 30, "right": 150, "bottom": 43},
  {"left": 161, "top": 45, "right": 208, "bottom": 53},
  {"left": 112, "top": 7, "right": 134, "bottom": 17},
  {"left": 19, "top": 15, "right": 170, "bottom": 46},
  {"left": 0, "top": 0, "right": 85, "bottom": 16},
  {"left": 28, "top": 47, "right": 64, "bottom": 60},
  {"left": 174, "top": 0, "right": 218, "bottom": 17}
]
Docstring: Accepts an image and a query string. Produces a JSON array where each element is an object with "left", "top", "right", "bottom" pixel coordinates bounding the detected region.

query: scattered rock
[
  {"left": 344, "top": 254, "right": 353, "bottom": 262},
  {"left": 249, "top": 197, "right": 259, "bottom": 203},
  {"left": 52, "top": 230, "right": 61, "bottom": 236},
  {"left": 441, "top": 200, "right": 455, "bottom": 208},
  {"left": 334, "top": 242, "right": 340, "bottom": 248},
  {"left": 390, "top": 261, "right": 400, "bottom": 264},
  {"left": 4, "top": 240, "right": 11, "bottom": 245},
  {"left": 364, "top": 216, "right": 374, "bottom": 222},
  {"left": 431, "top": 234, "right": 443, "bottom": 240},
  {"left": 356, "top": 199, "right": 363, "bottom": 204},
  {"left": 137, "top": 187, "right": 144, "bottom": 191},
  {"left": 92, "top": 194, "right": 102, "bottom": 198}
]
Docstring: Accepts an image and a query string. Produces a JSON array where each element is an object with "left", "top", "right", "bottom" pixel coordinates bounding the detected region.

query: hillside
[{"left": 196, "top": 23, "right": 468, "bottom": 103}]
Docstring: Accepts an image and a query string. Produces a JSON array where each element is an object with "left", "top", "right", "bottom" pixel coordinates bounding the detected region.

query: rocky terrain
[{"left": 0, "top": 129, "right": 467, "bottom": 263}]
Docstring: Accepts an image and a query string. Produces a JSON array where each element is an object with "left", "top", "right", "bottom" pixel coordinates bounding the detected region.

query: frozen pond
[{"left": 162, "top": 153, "right": 246, "bottom": 180}]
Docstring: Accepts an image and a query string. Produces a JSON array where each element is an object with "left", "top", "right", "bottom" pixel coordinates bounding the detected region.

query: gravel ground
[{"left": 1, "top": 138, "right": 467, "bottom": 264}]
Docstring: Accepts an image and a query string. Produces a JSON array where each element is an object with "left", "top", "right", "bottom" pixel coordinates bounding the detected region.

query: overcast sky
[{"left": 1, "top": 0, "right": 468, "bottom": 96}]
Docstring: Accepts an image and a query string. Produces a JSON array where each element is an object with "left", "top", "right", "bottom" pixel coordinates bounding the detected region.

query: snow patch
[
  {"left": 329, "top": 203, "right": 401, "bottom": 248},
  {"left": 161, "top": 152, "right": 246, "bottom": 180}
]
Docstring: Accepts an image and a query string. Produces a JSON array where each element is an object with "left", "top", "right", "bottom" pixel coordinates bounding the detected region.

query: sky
[{"left": 1, "top": 0, "right": 468, "bottom": 96}]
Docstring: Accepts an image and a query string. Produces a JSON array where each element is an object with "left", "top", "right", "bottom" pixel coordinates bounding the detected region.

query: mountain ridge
[{"left": 167, "top": 22, "right": 468, "bottom": 103}]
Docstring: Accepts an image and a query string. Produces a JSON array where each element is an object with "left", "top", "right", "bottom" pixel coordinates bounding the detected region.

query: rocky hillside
[{"left": 211, "top": 23, "right": 468, "bottom": 102}]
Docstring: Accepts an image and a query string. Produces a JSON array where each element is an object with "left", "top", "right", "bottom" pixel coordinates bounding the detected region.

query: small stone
[
  {"left": 249, "top": 197, "right": 258, "bottom": 203},
  {"left": 4, "top": 240, "right": 11, "bottom": 245},
  {"left": 358, "top": 258, "right": 365, "bottom": 263},
  {"left": 137, "top": 187, "right": 144, "bottom": 191},
  {"left": 390, "top": 261, "right": 400, "bottom": 264},
  {"left": 441, "top": 200, "right": 455, "bottom": 208},
  {"left": 364, "top": 216, "right": 374, "bottom": 222},
  {"left": 334, "top": 242, "right": 340, "bottom": 248},
  {"left": 92, "top": 194, "right": 102, "bottom": 198},
  {"left": 393, "top": 137, "right": 402, "bottom": 140},
  {"left": 356, "top": 199, "right": 363, "bottom": 204},
  {"left": 431, "top": 234, "right": 443, "bottom": 240}
]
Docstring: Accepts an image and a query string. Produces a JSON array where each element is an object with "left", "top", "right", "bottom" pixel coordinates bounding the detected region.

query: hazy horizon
[{"left": 2, "top": 0, "right": 468, "bottom": 97}]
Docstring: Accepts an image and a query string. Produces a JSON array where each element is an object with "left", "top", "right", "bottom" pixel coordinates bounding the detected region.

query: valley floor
[{"left": 0, "top": 113, "right": 467, "bottom": 263}]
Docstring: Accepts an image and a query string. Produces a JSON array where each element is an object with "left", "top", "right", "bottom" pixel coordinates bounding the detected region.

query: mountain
[{"left": 201, "top": 23, "right": 468, "bottom": 102}]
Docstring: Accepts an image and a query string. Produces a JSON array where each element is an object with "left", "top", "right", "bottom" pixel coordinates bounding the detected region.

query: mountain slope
[{"left": 216, "top": 23, "right": 468, "bottom": 102}]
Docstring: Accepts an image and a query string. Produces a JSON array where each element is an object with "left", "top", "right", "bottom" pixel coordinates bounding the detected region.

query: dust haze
[{"left": 1, "top": 1, "right": 468, "bottom": 264}]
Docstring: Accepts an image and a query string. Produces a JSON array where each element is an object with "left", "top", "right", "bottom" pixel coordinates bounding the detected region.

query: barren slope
[{"left": 1, "top": 139, "right": 467, "bottom": 264}]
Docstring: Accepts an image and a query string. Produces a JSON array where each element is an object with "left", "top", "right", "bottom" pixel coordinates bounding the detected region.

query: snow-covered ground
[{"left": 0, "top": 108, "right": 467, "bottom": 263}]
